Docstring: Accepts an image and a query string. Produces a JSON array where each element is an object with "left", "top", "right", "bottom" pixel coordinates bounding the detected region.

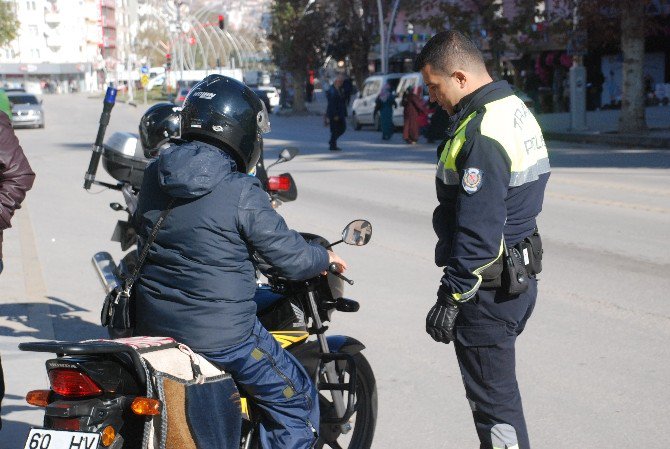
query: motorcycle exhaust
[{"left": 92, "top": 251, "right": 121, "bottom": 294}]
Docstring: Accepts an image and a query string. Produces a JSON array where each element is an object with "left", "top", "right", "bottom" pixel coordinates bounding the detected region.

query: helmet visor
[{"left": 257, "top": 102, "right": 271, "bottom": 134}]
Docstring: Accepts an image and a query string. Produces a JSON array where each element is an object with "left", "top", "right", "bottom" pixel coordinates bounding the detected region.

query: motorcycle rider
[
  {"left": 133, "top": 74, "right": 347, "bottom": 449},
  {"left": 138, "top": 102, "right": 181, "bottom": 158}
]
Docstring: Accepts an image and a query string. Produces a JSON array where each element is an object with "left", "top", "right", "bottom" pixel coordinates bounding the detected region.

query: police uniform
[{"left": 434, "top": 80, "right": 549, "bottom": 449}]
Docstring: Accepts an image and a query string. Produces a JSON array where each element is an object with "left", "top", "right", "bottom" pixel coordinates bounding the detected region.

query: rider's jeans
[{"left": 202, "top": 318, "right": 319, "bottom": 449}]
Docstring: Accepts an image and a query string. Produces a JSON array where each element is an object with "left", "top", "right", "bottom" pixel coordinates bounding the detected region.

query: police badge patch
[{"left": 462, "top": 168, "right": 483, "bottom": 194}]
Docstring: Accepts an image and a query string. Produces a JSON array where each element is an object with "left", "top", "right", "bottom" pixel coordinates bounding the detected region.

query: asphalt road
[{"left": 1, "top": 93, "right": 669, "bottom": 448}]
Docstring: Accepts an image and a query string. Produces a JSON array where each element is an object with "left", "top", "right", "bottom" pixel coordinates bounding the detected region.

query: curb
[{"left": 544, "top": 131, "right": 670, "bottom": 149}]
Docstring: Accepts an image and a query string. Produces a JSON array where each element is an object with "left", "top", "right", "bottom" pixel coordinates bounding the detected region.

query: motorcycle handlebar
[{"left": 329, "top": 263, "right": 354, "bottom": 285}]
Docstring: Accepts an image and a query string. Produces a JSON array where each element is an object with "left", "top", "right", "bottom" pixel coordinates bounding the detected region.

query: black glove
[{"left": 426, "top": 286, "right": 461, "bottom": 344}]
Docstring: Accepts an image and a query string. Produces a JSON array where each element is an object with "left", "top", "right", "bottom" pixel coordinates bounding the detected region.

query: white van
[
  {"left": 351, "top": 73, "right": 403, "bottom": 130},
  {"left": 392, "top": 72, "right": 428, "bottom": 127}
]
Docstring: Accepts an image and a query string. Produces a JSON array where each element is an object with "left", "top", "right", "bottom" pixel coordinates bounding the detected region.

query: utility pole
[
  {"left": 569, "top": 0, "right": 587, "bottom": 130},
  {"left": 176, "top": 1, "right": 183, "bottom": 87},
  {"left": 376, "top": 0, "right": 386, "bottom": 73},
  {"left": 384, "top": 0, "right": 401, "bottom": 74}
]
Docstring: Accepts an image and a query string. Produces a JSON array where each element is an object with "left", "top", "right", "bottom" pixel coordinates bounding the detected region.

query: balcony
[
  {"left": 44, "top": 11, "right": 61, "bottom": 25},
  {"left": 46, "top": 35, "right": 63, "bottom": 49}
]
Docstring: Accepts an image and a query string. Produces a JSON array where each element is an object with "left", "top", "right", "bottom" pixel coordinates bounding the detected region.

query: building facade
[{"left": 0, "top": 0, "right": 139, "bottom": 92}]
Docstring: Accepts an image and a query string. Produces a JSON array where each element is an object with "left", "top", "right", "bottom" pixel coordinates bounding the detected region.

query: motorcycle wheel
[{"left": 316, "top": 353, "right": 377, "bottom": 449}]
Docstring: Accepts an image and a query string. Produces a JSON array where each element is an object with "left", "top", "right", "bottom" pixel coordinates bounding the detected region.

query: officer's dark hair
[{"left": 414, "top": 30, "right": 487, "bottom": 75}]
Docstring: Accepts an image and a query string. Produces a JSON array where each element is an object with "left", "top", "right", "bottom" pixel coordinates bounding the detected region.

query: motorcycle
[
  {"left": 18, "top": 91, "right": 377, "bottom": 449},
  {"left": 20, "top": 220, "right": 377, "bottom": 449}
]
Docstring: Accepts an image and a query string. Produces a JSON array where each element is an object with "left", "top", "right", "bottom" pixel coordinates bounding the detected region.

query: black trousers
[
  {"left": 329, "top": 117, "right": 346, "bottom": 149},
  {"left": 454, "top": 278, "right": 537, "bottom": 449},
  {"left": 0, "top": 354, "right": 4, "bottom": 430}
]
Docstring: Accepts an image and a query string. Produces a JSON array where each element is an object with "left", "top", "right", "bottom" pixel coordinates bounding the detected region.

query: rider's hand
[
  {"left": 326, "top": 250, "right": 347, "bottom": 274},
  {"left": 426, "top": 285, "right": 461, "bottom": 344}
]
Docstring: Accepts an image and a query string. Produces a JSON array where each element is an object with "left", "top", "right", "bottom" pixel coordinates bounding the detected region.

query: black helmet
[
  {"left": 139, "top": 102, "right": 180, "bottom": 158},
  {"left": 180, "top": 74, "right": 270, "bottom": 172}
]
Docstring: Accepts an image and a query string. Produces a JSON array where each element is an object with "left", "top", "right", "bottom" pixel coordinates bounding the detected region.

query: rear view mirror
[
  {"left": 279, "top": 147, "right": 298, "bottom": 162},
  {"left": 342, "top": 220, "right": 372, "bottom": 246}
]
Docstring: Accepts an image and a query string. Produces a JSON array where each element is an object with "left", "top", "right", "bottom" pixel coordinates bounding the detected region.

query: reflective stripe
[
  {"left": 436, "top": 160, "right": 460, "bottom": 185},
  {"left": 480, "top": 95, "right": 550, "bottom": 188},
  {"left": 435, "top": 111, "right": 478, "bottom": 184},
  {"left": 451, "top": 238, "right": 503, "bottom": 302},
  {"left": 491, "top": 423, "right": 518, "bottom": 449},
  {"left": 510, "top": 157, "right": 551, "bottom": 187}
]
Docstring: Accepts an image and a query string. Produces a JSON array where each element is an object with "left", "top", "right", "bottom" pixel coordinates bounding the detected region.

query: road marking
[
  {"left": 552, "top": 176, "right": 670, "bottom": 196},
  {"left": 546, "top": 191, "right": 670, "bottom": 214},
  {"left": 17, "top": 204, "right": 55, "bottom": 340}
]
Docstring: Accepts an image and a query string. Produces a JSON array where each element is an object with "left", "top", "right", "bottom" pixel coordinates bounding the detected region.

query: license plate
[{"left": 24, "top": 429, "right": 100, "bottom": 449}]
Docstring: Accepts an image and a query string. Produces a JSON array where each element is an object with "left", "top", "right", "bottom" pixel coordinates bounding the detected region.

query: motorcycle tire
[{"left": 316, "top": 352, "right": 377, "bottom": 449}]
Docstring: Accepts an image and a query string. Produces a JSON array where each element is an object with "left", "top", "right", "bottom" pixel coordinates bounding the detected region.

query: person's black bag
[{"left": 101, "top": 200, "right": 174, "bottom": 331}]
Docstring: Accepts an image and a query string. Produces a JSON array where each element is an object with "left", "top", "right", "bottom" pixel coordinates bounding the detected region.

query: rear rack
[{"left": 19, "top": 341, "right": 148, "bottom": 387}]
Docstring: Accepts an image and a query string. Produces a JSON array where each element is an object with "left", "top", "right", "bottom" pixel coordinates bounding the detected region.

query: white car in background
[
  {"left": 351, "top": 73, "right": 403, "bottom": 130},
  {"left": 252, "top": 86, "right": 280, "bottom": 112}
]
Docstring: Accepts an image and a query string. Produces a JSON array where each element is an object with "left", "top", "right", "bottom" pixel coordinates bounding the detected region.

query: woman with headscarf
[
  {"left": 374, "top": 83, "right": 396, "bottom": 140},
  {"left": 402, "top": 85, "right": 429, "bottom": 144}
]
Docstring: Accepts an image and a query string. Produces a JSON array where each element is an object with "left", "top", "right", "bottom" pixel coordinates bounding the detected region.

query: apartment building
[{"left": 0, "top": 0, "right": 138, "bottom": 92}]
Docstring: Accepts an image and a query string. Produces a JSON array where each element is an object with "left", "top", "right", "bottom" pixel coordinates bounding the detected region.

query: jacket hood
[{"left": 157, "top": 141, "right": 233, "bottom": 198}]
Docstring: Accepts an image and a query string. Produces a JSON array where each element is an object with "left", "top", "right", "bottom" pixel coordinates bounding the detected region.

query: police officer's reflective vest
[
  {"left": 437, "top": 97, "right": 550, "bottom": 190},
  {"left": 434, "top": 93, "right": 550, "bottom": 301}
]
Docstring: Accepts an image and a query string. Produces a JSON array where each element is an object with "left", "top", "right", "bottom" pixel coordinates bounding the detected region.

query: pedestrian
[
  {"left": 324, "top": 74, "right": 347, "bottom": 151},
  {"left": 402, "top": 85, "right": 428, "bottom": 144},
  {"left": 133, "top": 75, "right": 347, "bottom": 449},
  {"left": 0, "top": 88, "right": 36, "bottom": 430},
  {"left": 374, "top": 83, "right": 396, "bottom": 140},
  {"left": 417, "top": 31, "right": 550, "bottom": 449}
]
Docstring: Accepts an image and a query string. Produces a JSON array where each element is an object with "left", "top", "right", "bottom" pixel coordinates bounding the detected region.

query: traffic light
[
  {"left": 218, "top": 14, "right": 225, "bottom": 30},
  {"left": 166, "top": 53, "right": 171, "bottom": 70}
]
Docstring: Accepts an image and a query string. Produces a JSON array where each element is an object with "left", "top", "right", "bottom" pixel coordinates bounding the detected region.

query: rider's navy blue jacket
[
  {"left": 434, "top": 81, "right": 550, "bottom": 302},
  {"left": 134, "top": 141, "right": 329, "bottom": 351}
]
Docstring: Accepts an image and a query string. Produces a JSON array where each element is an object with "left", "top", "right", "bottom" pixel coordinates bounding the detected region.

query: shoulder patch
[{"left": 462, "top": 168, "right": 483, "bottom": 194}]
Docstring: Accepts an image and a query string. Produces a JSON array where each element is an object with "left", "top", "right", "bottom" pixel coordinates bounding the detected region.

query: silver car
[{"left": 8, "top": 92, "right": 45, "bottom": 128}]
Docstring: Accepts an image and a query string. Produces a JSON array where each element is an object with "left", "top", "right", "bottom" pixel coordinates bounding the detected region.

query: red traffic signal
[
  {"left": 166, "top": 53, "right": 171, "bottom": 69},
  {"left": 218, "top": 14, "right": 225, "bottom": 30}
]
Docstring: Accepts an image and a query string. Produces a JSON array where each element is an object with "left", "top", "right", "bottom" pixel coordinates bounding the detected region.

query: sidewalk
[
  {"left": 536, "top": 106, "right": 670, "bottom": 149},
  {"left": 294, "top": 89, "right": 670, "bottom": 149}
]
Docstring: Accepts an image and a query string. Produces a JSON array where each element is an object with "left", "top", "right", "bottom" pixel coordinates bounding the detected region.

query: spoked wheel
[{"left": 315, "top": 353, "right": 377, "bottom": 449}]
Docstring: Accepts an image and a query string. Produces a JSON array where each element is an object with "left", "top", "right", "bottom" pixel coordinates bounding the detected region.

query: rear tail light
[
  {"left": 267, "top": 175, "right": 291, "bottom": 192},
  {"left": 49, "top": 369, "right": 103, "bottom": 398},
  {"left": 51, "top": 417, "right": 81, "bottom": 431}
]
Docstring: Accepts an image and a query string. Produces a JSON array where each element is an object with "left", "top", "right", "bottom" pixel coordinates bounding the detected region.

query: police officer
[
  {"left": 134, "top": 75, "right": 347, "bottom": 449},
  {"left": 416, "top": 31, "right": 550, "bottom": 449}
]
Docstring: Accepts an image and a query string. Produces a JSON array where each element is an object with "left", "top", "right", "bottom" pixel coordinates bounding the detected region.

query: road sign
[
  {"left": 141, "top": 74, "right": 149, "bottom": 87},
  {"left": 141, "top": 66, "right": 149, "bottom": 74}
]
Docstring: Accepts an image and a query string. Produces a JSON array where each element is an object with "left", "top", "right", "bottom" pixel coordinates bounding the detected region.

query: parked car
[
  {"left": 392, "top": 72, "right": 428, "bottom": 128},
  {"left": 252, "top": 86, "right": 280, "bottom": 112},
  {"left": 351, "top": 73, "right": 403, "bottom": 130},
  {"left": 7, "top": 92, "right": 44, "bottom": 128}
]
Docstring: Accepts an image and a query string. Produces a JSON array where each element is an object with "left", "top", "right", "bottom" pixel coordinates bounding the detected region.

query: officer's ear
[{"left": 453, "top": 70, "right": 467, "bottom": 89}]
